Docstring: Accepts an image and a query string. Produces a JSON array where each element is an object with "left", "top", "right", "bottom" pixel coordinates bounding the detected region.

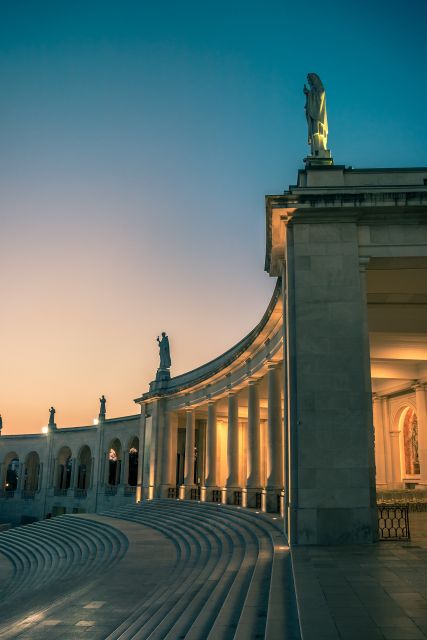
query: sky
[{"left": 1, "top": 0, "right": 426, "bottom": 434}]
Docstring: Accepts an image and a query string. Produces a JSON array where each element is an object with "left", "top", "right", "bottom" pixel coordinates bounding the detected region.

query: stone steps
[
  {"left": 100, "top": 499, "right": 300, "bottom": 640},
  {"left": 0, "top": 514, "right": 128, "bottom": 601}
]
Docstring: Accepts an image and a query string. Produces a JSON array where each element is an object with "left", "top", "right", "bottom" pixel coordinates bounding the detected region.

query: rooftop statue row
[{"left": 45, "top": 395, "right": 107, "bottom": 430}]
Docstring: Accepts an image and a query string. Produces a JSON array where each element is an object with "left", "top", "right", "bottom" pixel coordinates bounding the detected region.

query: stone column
[
  {"left": 389, "top": 431, "right": 402, "bottom": 487},
  {"left": 136, "top": 411, "right": 146, "bottom": 502},
  {"left": 182, "top": 409, "right": 196, "bottom": 499},
  {"left": 266, "top": 363, "right": 283, "bottom": 512},
  {"left": 123, "top": 448, "right": 130, "bottom": 487},
  {"left": 205, "top": 401, "right": 219, "bottom": 501},
  {"left": 226, "top": 392, "right": 241, "bottom": 504},
  {"left": 160, "top": 410, "right": 175, "bottom": 497},
  {"left": 70, "top": 457, "right": 77, "bottom": 490},
  {"left": 414, "top": 383, "right": 427, "bottom": 486},
  {"left": 373, "top": 394, "right": 387, "bottom": 487},
  {"left": 246, "top": 380, "right": 262, "bottom": 507}
]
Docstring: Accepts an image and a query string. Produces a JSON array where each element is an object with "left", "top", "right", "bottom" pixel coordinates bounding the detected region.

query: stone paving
[{"left": 291, "top": 513, "right": 427, "bottom": 640}]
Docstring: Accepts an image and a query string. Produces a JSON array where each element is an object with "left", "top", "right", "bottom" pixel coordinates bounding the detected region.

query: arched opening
[
  {"left": 24, "top": 451, "right": 41, "bottom": 492},
  {"left": 76, "top": 445, "right": 92, "bottom": 490},
  {"left": 402, "top": 407, "right": 420, "bottom": 476},
  {"left": 56, "top": 446, "right": 72, "bottom": 490},
  {"left": 3, "top": 452, "right": 19, "bottom": 492},
  {"left": 127, "top": 436, "right": 139, "bottom": 486},
  {"left": 108, "top": 439, "right": 122, "bottom": 486}
]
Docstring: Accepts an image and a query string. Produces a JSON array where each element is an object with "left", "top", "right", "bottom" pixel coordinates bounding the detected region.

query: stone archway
[
  {"left": 107, "top": 438, "right": 122, "bottom": 486},
  {"left": 24, "top": 451, "right": 41, "bottom": 492},
  {"left": 76, "top": 445, "right": 92, "bottom": 490}
]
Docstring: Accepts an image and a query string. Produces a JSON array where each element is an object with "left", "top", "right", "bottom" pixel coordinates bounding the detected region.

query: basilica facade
[{"left": 1, "top": 162, "right": 427, "bottom": 545}]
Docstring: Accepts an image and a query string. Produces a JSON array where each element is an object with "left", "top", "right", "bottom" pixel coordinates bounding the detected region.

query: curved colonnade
[{"left": 136, "top": 280, "right": 285, "bottom": 514}]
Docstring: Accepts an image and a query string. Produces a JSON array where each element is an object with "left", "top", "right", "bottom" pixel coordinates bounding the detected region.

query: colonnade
[{"left": 147, "top": 363, "right": 284, "bottom": 513}]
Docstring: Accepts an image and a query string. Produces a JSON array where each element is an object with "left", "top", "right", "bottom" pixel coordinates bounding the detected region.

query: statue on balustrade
[
  {"left": 304, "top": 73, "right": 329, "bottom": 157},
  {"left": 157, "top": 332, "right": 171, "bottom": 369},
  {"left": 99, "top": 395, "right": 107, "bottom": 420},
  {"left": 48, "top": 406, "right": 56, "bottom": 425}
]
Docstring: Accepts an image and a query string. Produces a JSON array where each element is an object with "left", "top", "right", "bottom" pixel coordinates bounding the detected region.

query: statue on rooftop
[
  {"left": 0, "top": 414, "right": 2, "bottom": 434},
  {"left": 157, "top": 332, "right": 171, "bottom": 369},
  {"left": 48, "top": 406, "right": 56, "bottom": 425},
  {"left": 99, "top": 395, "right": 106, "bottom": 420},
  {"left": 304, "top": 73, "right": 329, "bottom": 156}
]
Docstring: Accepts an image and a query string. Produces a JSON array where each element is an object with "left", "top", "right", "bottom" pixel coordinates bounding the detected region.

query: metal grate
[
  {"left": 378, "top": 504, "right": 410, "bottom": 540},
  {"left": 233, "top": 491, "right": 242, "bottom": 506},
  {"left": 212, "top": 489, "right": 221, "bottom": 503},
  {"left": 190, "top": 487, "right": 200, "bottom": 501},
  {"left": 255, "top": 493, "right": 262, "bottom": 509},
  {"left": 167, "top": 487, "right": 177, "bottom": 499}
]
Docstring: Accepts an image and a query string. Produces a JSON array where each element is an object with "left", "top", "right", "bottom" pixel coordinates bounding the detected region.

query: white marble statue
[
  {"left": 157, "top": 332, "right": 171, "bottom": 369},
  {"left": 304, "top": 73, "right": 328, "bottom": 155}
]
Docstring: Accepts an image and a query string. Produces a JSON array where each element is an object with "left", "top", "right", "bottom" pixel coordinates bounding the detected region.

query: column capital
[
  {"left": 266, "top": 360, "right": 280, "bottom": 371},
  {"left": 413, "top": 382, "right": 427, "bottom": 392}
]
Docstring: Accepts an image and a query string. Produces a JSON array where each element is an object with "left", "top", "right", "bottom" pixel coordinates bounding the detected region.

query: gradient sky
[{"left": 1, "top": 0, "right": 426, "bottom": 434}]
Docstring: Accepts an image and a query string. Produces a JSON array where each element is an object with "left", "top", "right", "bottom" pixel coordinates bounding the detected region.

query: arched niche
[
  {"left": 77, "top": 445, "right": 92, "bottom": 490},
  {"left": 3, "top": 451, "right": 19, "bottom": 491},
  {"left": 56, "top": 446, "right": 72, "bottom": 490},
  {"left": 24, "top": 451, "right": 41, "bottom": 492},
  {"left": 107, "top": 438, "right": 122, "bottom": 486},
  {"left": 127, "top": 436, "right": 139, "bottom": 486}
]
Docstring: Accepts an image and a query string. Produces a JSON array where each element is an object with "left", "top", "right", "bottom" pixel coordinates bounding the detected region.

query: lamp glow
[
  {"left": 41, "top": 426, "right": 48, "bottom": 434},
  {"left": 93, "top": 418, "right": 99, "bottom": 425}
]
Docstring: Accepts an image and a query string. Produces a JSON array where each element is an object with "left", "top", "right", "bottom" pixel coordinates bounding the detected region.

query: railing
[
  {"left": 167, "top": 487, "right": 178, "bottom": 499},
  {"left": 124, "top": 485, "right": 137, "bottom": 496},
  {"left": 21, "top": 490, "right": 35, "bottom": 500},
  {"left": 212, "top": 489, "right": 221, "bottom": 503},
  {"left": 190, "top": 487, "right": 200, "bottom": 501},
  {"left": 378, "top": 504, "right": 410, "bottom": 541},
  {"left": 255, "top": 493, "right": 262, "bottom": 509},
  {"left": 74, "top": 488, "right": 87, "bottom": 499},
  {"left": 54, "top": 488, "right": 68, "bottom": 497},
  {"left": 233, "top": 491, "right": 242, "bottom": 506},
  {"left": 104, "top": 485, "right": 118, "bottom": 496},
  {"left": 0, "top": 489, "right": 15, "bottom": 499}
]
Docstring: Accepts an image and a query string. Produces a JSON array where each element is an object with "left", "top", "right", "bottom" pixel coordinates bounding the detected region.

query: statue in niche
[
  {"left": 157, "top": 332, "right": 171, "bottom": 369},
  {"left": 48, "top": 406, "right": 56, "bottom": 425},
  {"left": 99, "top": 395, "right": 106, "bottom": 419},
  {"left": 304, "top": 73, "right": 329, "bottom": 155}
]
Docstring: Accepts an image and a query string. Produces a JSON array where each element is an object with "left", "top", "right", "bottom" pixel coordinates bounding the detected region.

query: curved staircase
[{"left": 0, "top": 501, "right": 300, "bottom": 639}]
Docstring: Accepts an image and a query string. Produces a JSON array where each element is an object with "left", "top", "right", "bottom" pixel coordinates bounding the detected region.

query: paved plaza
[{"left": 293, "top": 513, "right": 427, "bottom": 640}]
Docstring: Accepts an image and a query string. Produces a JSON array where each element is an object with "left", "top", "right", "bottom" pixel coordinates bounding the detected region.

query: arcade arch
[
  {"left": 24, "top": 451, "right": 41, "bottom": 492},
  {"left": 126, "top": 436, "right": 139, "bottom": 486},
  {"left": 107, "top": 438, "right": 122, "bottom": 486},
  {"left": 55, "top": 446, "right": 72, "bottom": 490},
  {"left": 76, "top": 445, "right": 92, "bottom": 490},
  {"left": 2, "top": 451, "right": 19, "bottom": 491}
]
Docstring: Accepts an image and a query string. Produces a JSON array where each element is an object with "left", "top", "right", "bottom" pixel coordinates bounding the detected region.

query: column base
[
  {"left": 289, "top": 505, "right": 378, "bottom": 545},
  {"left": 245, "top": 487, "right": 265, "bottom": 510},
  {"left": 225, "top": 486, "right": 243, "bottom": 506},
  {"left": 204, "top": 486, "right": 222, "bottom": 503},
  {"left": 266, "top": 487, "right": 284, "bottom": 513},
  {"left": 141, "top": 485, "right": 155, "bottom": 500}
]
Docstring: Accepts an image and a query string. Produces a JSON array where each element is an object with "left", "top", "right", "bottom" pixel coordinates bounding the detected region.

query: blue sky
[{"left": 1, "top": 0, "right": 426, "bottom": 432}]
